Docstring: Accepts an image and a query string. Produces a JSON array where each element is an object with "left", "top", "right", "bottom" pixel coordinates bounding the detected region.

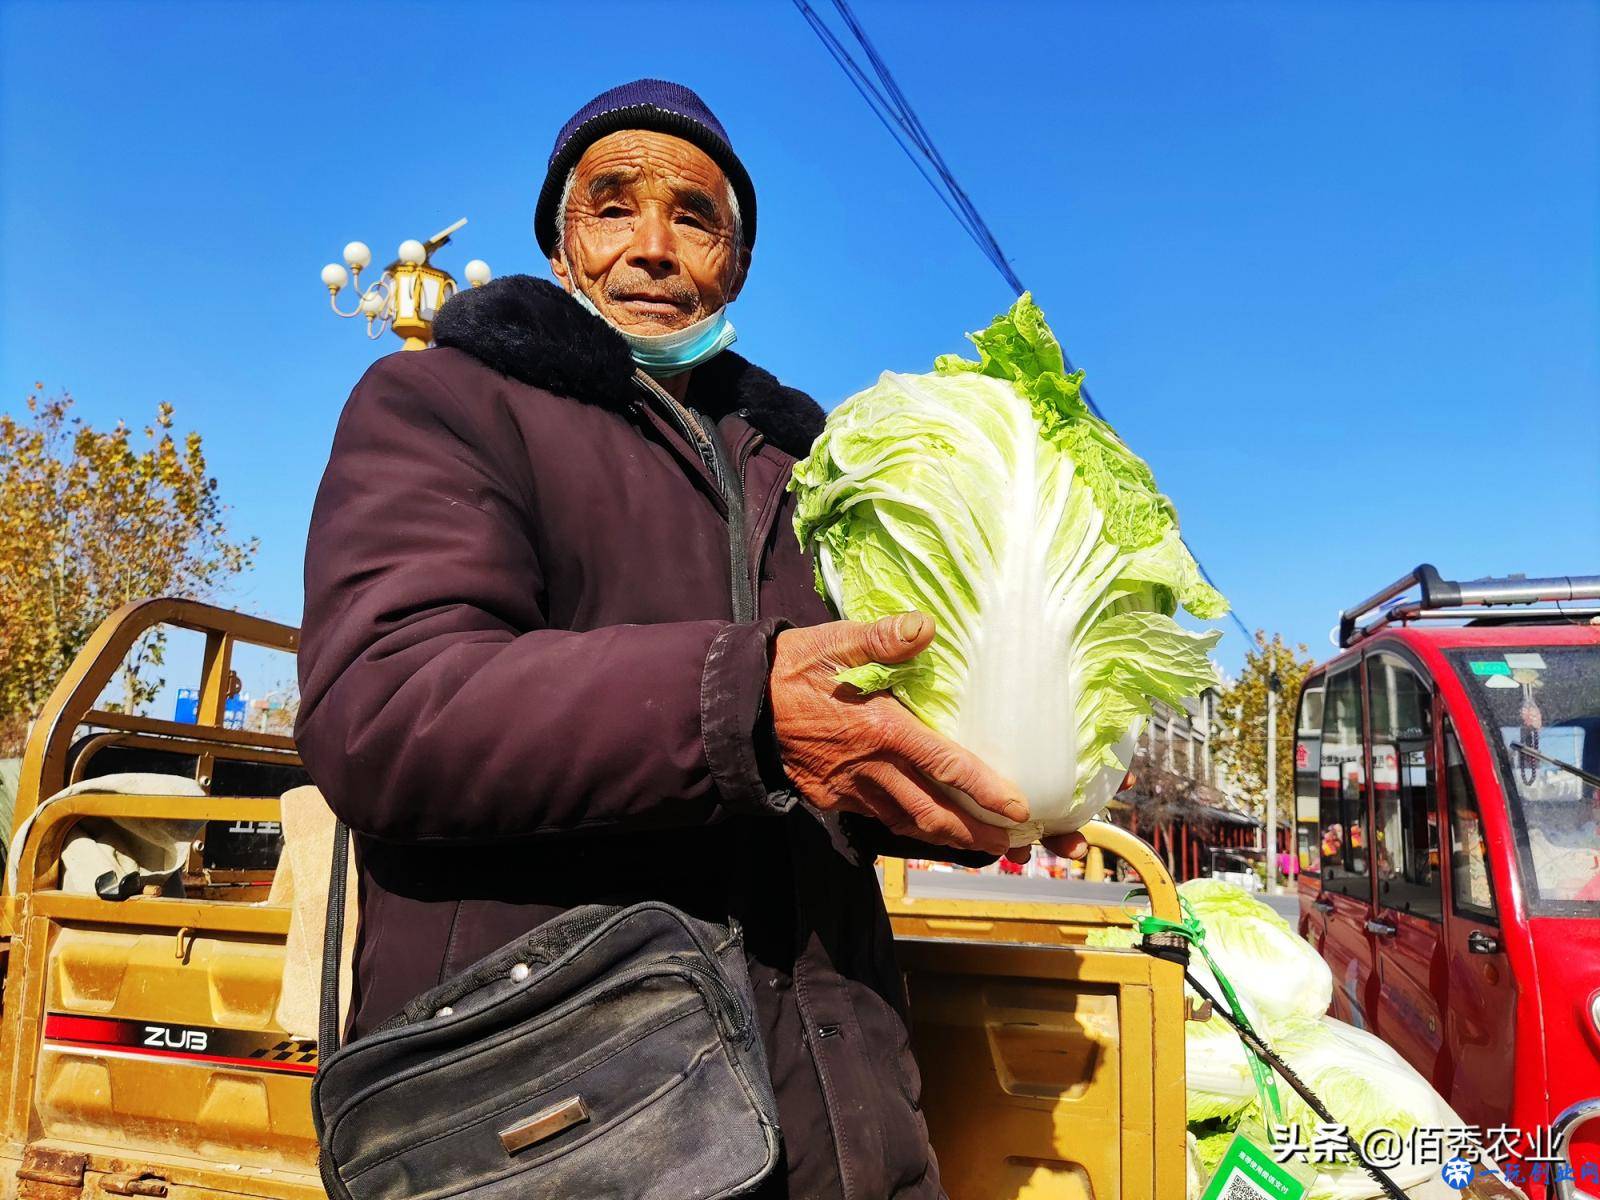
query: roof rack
[{"left": 1338, "top": 564, "right": 1600, "bottom": 647}]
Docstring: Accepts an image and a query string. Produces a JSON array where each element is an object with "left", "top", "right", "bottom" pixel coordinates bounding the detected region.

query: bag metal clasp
[{"left": 498, "top": 1096, "right": 590, "bottom": 1155}]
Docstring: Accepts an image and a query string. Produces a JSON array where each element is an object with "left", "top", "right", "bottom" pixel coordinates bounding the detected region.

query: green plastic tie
[{"left": 1129, "top": 892, "right": 1286, "bottom": 1131}]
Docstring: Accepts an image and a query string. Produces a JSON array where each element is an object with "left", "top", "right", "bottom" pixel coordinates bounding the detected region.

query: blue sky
[{"left": 2, "top": 0, "right": 1596, "bottom": 703}]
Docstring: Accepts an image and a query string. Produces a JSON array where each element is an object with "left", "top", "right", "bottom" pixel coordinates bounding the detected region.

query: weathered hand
[
  {"left": 769, "top": 612, "right": 1027, "bottom": 855},
  {"left": 1004, "top": 831, "right": 1089, "bottom": 866}
]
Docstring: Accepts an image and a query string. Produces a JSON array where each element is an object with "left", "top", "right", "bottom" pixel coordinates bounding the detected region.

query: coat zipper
[{"left": 733, "top": 423, "right": 762, "bottom": 496}]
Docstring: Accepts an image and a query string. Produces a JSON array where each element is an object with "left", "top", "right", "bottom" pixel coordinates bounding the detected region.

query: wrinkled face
[{"left": 551, "top": 129, "right": 748, "bottom": 334}]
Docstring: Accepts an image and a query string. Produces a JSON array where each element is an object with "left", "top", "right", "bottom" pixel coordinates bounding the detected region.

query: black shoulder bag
[
  {"left": 311, "top": 397, "right": 782, "bottom": 1200},
  {"left": 311, "top": 860, "right": 781, "bottom": 1200}
]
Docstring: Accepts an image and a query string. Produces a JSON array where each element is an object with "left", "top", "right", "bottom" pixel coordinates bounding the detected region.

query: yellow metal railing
[
  {"left": 13, "top": 597, "right": 301, "bottom": 845},
  {"left": 885, "top": 820, "right": 1189, "bottom": 1199}
]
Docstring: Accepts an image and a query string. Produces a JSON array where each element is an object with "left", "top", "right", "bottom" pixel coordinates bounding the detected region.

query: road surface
[{"left": 900, "top": 868, "right": 1302, "bottom": 924}]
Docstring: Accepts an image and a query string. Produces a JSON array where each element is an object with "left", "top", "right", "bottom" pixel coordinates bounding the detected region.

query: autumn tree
[
  {"left": 1212, "top": 630, "right": 1317, "bottom": 814},
  {"left": 0, "top": 387, "right": 257, "bottom": 753},
  {"left": 245, "top": 681, "right": 299, "bottom": 737}
]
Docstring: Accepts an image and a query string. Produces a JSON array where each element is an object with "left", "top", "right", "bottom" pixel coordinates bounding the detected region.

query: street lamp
[
  {"left": 1265, "top": 652, "right": 1282, "bottom": 891},
  {"left": 320, "top": 218, "right": 491, "bottom": 351}
]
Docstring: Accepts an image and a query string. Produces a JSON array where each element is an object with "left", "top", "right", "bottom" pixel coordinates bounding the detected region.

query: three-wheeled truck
[
  {"left": 1296, "top": 566, "right": 1600, "bottom": 1200},
  {"left": 0, "top": 599, "right": 1198, "bottom": 1199}
]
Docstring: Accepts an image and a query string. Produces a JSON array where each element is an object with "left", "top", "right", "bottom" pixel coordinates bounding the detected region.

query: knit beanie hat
[{"left": 535, "top": 79, "right": 757, "bottom": 258}]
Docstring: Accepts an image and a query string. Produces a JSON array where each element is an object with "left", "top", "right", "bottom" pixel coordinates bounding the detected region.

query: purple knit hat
[{"left": 534, "top": 79, "right": 757, "bottom": 257}]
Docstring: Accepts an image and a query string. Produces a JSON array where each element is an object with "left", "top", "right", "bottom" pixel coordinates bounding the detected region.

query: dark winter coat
[{"left": 296, "top": 275, "right": 966, "bottom": 1200}]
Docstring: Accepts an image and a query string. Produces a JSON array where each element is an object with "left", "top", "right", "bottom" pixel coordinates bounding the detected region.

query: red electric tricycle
[{"left": 1295, "top": 565, "right": 1600, "bottom": 1198}]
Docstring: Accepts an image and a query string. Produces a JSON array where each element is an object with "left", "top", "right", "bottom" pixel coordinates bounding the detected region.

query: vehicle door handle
[
  {"left": 1365, "top": 918, "right": 1397, "bottom": 938},
  {"left": 1467, "top": 930, "right": 1501, "bottom": 955},
  {"left": 1312, "top": 897, "right": 1335, "bottom": 914}
]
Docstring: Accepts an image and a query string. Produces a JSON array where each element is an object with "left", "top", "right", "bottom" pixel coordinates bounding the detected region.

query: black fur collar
[{"left": 432, "top": 274, "right": 824, "bottom": 458}]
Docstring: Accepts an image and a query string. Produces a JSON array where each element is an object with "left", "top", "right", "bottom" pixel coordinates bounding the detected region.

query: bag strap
[
  {"left": 698, "top": 412, "right": 754, "bottom": 623},
  {"left": 319, "top": 819, "right": 351, "bottom": 1056}
]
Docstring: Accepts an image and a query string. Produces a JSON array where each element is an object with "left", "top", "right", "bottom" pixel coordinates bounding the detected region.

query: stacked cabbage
[
  {"left": 791, "top": 296, "right": 1227, "bottom": 845},
  {"left": 1094, "top": 880, "right": 1462, "bottom": 1199}
]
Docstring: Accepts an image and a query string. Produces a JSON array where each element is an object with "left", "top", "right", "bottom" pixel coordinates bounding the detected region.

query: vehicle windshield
[{"left": 1450, "top": 644, "right": 1600, "bottom": 916}]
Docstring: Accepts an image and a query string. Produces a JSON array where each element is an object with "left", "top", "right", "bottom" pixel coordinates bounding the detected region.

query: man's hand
[
  {"left": 1004, "top": 832, "right": 1088, "bottom": 867},
  {"left": 769, "top": 612, "right": 1027, "bottom": 855}
]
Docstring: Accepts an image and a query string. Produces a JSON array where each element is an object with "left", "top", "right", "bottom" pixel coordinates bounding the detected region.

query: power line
[
  {"left": 791, "top": 0, "right": 1025, "bottom": 298},
  {"left": 793, "top": 0, "right": 1255, "bottom": 645},
  {"left": 828, "top": 1, "right": 1024, "bottom": 292},
  {"left": 789, "top": 3, "right": 989, "bottom": 278}
]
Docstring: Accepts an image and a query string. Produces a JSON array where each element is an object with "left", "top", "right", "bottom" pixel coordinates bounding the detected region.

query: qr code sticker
[{"left": 1216, "top": 1167, "right": 1274, "bottom": 1200}]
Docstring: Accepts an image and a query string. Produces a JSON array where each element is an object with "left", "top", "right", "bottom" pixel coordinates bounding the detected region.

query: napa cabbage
[
  {"left": 791, "top": 296, "right": 1227, "bottom": 844},
  {"left": 1085, "top": 880, "right": 1327, "bottom": 1122},
  {"left": 1119, "top": 881, "right": 1464, "bottom": 1199},
  {"left": 1238, "top": 1016, "right": 1461, "bottom": 1200},
  {"left": 1179, "top": 879, "right": 1333, "bottom": 1026}
]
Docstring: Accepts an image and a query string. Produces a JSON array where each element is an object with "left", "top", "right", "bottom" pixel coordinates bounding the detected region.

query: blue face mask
[{"left": 570, "top": 287, "right": 737, "bottom": 378}]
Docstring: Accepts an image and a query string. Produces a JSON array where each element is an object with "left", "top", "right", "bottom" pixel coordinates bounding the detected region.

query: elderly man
[{"left": 298, "top": 79, "right": 1081, "bottom": 1199}]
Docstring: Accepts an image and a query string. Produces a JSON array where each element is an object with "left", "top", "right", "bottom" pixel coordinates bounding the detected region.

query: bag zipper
[{"left": 665, "top": 953, "right": 752, "bottom": 1043}]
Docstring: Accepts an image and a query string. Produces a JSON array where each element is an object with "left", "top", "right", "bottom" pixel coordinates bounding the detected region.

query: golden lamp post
[{"left": 320, "top": 218, "right": 491, "bottom": 350}]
